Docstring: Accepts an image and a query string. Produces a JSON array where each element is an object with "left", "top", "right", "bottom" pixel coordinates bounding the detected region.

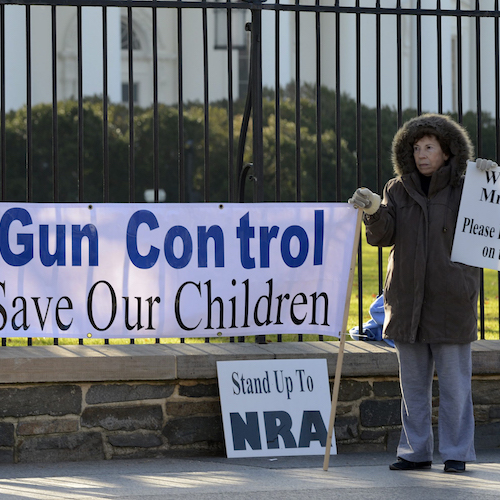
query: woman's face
[{"left": 413, "top": 135, "right": 449, "bottom": 177}]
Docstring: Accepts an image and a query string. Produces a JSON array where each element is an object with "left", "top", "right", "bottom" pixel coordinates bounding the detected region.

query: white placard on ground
[{"left": 217, "top": 358, "right": 335, "bottom": 458}]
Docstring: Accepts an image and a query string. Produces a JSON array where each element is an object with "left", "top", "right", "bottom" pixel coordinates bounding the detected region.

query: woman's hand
[
  {"left": 474, "top": 158, "right": 498, "bottom": 172},
  {"left": 348, "top": 188, "right": 381, "bottom": 215}
]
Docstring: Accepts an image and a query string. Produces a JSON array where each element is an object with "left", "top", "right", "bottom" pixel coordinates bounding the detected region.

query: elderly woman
[{"left": 349, "top": 113, "right": 496, "bottom": 473}]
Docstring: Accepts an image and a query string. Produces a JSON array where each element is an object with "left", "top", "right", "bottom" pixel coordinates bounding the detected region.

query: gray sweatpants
[{"left": 394, "top": 342, "right": 476, "bottom": 463}]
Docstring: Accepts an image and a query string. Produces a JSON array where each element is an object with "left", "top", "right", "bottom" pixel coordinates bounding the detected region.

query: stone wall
[
  {"left": 335, "top": 375, "right": 500, "bottom": 454},
  {"left": 0, "top": 380, "right": 223, "bottom": 463},
  {"left": 0, "top": 340, "right": 499, "bottom": 463}
]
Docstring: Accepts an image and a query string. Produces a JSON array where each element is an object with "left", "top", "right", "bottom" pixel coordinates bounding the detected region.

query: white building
[
  {"left": 279, "top": 0, "right": 497, "bottom": 115},
  {"left": 2, "top": 0, "right": 498, "bottom": 115}
]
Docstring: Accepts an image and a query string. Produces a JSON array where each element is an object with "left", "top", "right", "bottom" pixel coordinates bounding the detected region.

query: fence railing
[{"left": 0, "top": 0, "right": 499, "bottom": 345}]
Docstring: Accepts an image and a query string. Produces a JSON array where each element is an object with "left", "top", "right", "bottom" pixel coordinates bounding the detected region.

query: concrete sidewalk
[{"left": 0, "top": 449, "right": 499, "bottom": 500}]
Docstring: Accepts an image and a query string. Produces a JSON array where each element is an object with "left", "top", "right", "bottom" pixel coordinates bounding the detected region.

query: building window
[
  {"left": 121, "top": 20, "right": 141, "bottom": 50},
  {"left": 122, "top": 82, "right": 139, "bottom": 103},
  {"left": 214, "top": 3, "right": 247, "bottom": 50}
]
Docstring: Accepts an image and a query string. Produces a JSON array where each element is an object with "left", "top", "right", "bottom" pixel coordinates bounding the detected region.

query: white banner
[
  {"left": 217, "top": 358, "right": 335, "bottom": 458},
  {"left": 0, "top": 202, "right": 358, "bottom": 338},
  {"left": 451, "top": 163, "right": 500, "bottom": 271}
]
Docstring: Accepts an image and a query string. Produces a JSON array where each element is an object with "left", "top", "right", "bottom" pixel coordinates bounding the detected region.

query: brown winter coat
[{"left": 364, "top": 114, "right": 480, "bottom": 344}]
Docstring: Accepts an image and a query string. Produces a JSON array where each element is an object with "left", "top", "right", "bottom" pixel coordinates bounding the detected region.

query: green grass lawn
[{"left": 3, "top": 242, "right": 499, "bottom": 346}]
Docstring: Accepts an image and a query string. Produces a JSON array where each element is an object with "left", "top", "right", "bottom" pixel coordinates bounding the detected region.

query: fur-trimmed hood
[{"left": 391, "top": 113, "right": 474, "bottom": 186}]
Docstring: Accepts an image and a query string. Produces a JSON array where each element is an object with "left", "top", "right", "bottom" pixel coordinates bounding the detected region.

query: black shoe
[
  {"left": 389, "top": 458, "right": 432, "bottom": 471},
  {"left": 444, "top": 460, "right": 466, "bottom": 473}
]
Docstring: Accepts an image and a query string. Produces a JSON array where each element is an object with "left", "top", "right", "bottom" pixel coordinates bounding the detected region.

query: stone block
[
  {"left": 360, "top": 429, "right": 386, "bottom": 442},
  {"left": 179, "top": 383, "right": 219, "bottom": 398},
  {"left": 386, "top": 428, "right": 401, "bottom": 453},
  {"left": 18, "top": 432, "right": 104, "bottom": 463},
  {"left": 174, "top": 343, "right": 273, "bottom": 380},
  {"left": 472, "top": 380, "right": 500, "bottom": 405},
  {"left": 163, "top": 415, "right": 223, "bottom": 445},
  {"left": 432, "top": 380, "right": 439, "bottom": 397},
  {"left": 165, "top": 401, "right": 221, "bottom": 417},
  {"left": 360, "top": 399, "right": 401, "bottom": 427},
  {"left": 0, "top": 422, "right": 14, "bottom": 446},
  {"left": 0, "top": 449, "right": 14, "bottom": 463},
  {"left": 431, "top": 407, "right": 439, "bottom": 426},
  {"left": 0, "top": 345, "right": 177, "bottom": 384},
  {"left": 475, "top": 422, "right": 500, "bottom": 450},
  {"left": 108, "top": 432, "right": 163, "bottom": 448},
  {"left": 0, "top": 385, "right": 81, "bottom": 418},
  {"left": 373, "top": 381, "right": 400, "bottom": 398},
  {"left": 86, "top": 383, "right": 175, "bottom": 404},
  {"left": 336, "top": 404, "right": 353, "bottom": 416},
  {"left": 341, "top": 343, "right": 399, "bottom": 377},
  {"left": 334, "top": 416, "right": 359, "bottom": 440},
  {"left": 81, "top": 405, "right": 163, "bottom": 431},
  {"left": 473, "top": 407, "right": 490, "bottom": 423},
  {"left": 337, "top": 442, "right": 386, "bottom": 454},
  {"left": 338, "top": 380, "right": 371, "bottom": 401},
  {"left": 472, "top": 341, "right": 500, "bottom": 374},
  {"left": 489, "top": 405, "right": 500, "bottom": 419},
  {"left": 17, "top": 418, "right": 79, "bottom": 436}
]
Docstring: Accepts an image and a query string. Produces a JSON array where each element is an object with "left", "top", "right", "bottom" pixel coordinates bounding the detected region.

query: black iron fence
[{"left": 0, "top": 0, "right": 499, "bottom": 345}]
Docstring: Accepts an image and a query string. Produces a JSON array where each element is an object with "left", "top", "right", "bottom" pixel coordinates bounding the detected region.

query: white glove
[
  {"left": 348, "top": 188, "right": 381, "bottom": 215},
  {"left": 474, "top": 158, "right": 498, "bottom": 172}
]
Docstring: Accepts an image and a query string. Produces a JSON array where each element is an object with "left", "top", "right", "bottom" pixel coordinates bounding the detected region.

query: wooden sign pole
[{"left": 323, "top": 209, "right": 363, "bottom": 471}]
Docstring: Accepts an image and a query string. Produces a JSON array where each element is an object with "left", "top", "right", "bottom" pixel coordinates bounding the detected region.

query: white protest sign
[
  {"left": 451, "top": 163, "right": 500, "bottom": 271},
  {"left": 217, "top": 358, "right": 335, "bottom": 458},
  {"left": 0, "top": 202, "right": 358, "bottom": 338}
]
